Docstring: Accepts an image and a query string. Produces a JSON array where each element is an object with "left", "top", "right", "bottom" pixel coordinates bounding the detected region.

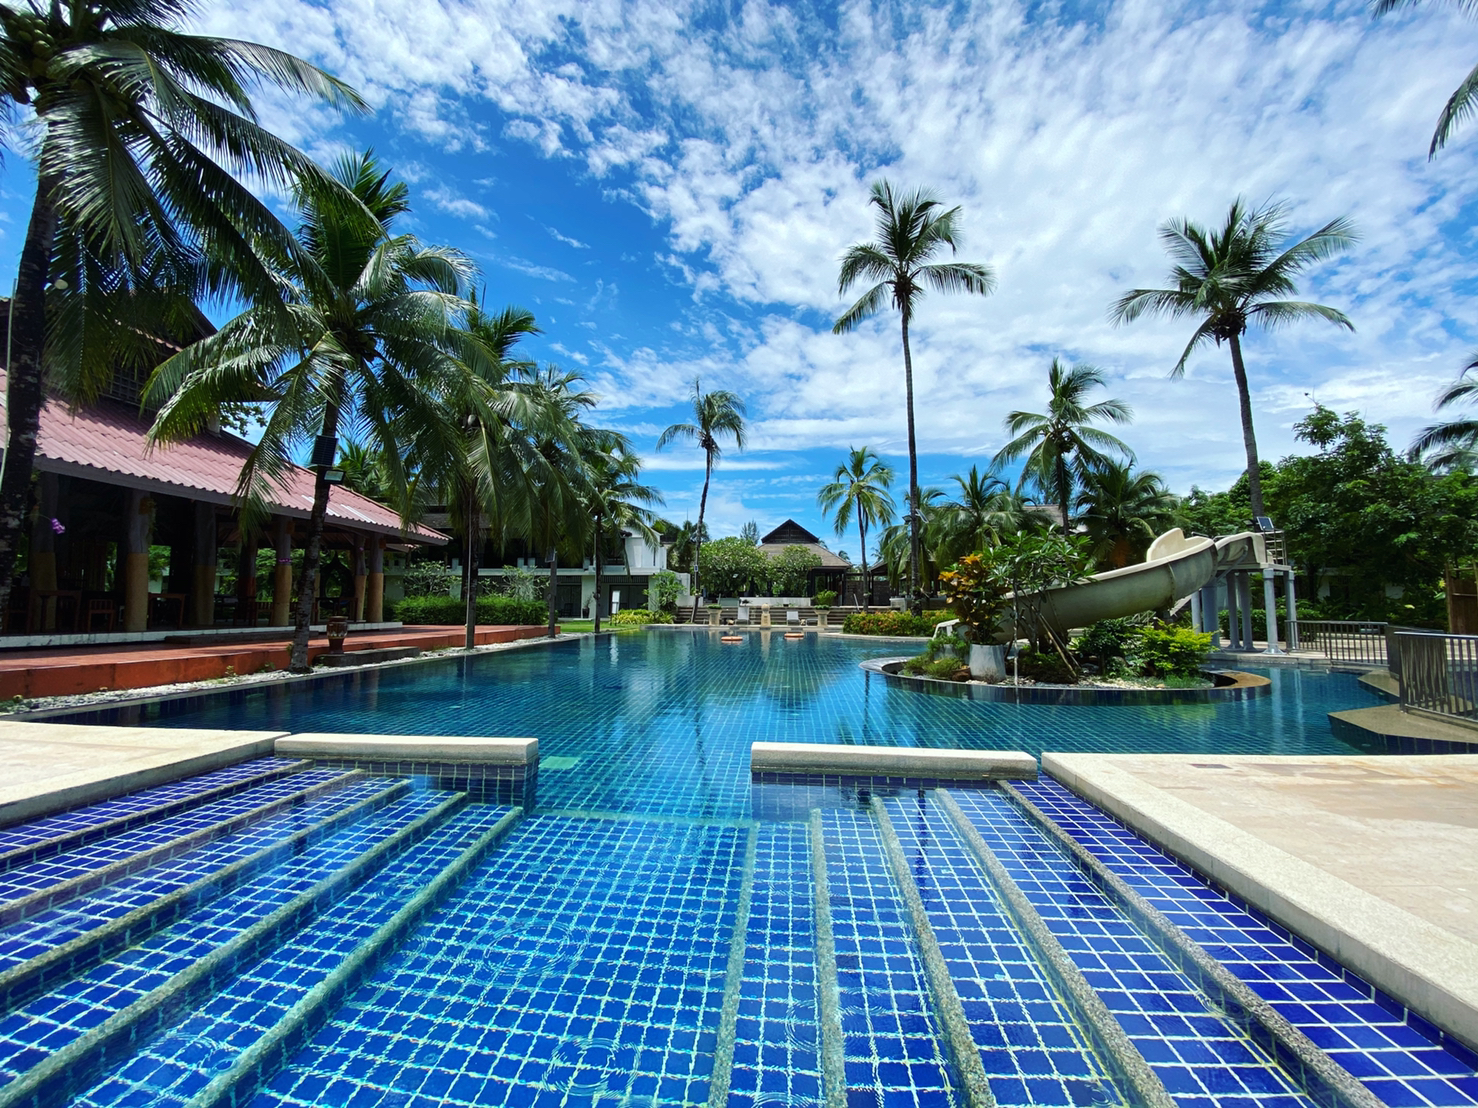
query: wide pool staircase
[{"left": 0, "top": 757, "right": 1472, "bottom": 1108}]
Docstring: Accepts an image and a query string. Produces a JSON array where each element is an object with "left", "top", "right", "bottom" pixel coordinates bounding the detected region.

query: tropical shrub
[
  {"left": 698, "top": 537, "right": 770, "bottom": 597},
  {"left": 841, "top": 611, "right": 936, "bottom": 636},
  {"left": 938, "top": 550, "right": 1009, "bottom": 643},
  {"left": 495, "top": 565, "right": 544, "bottom": 602},
  {"left": 648, "top": 570, "right": 683, "bottom": 612},
  {"left": 401, "top": 561, "right": 454, "bottom": 598},
  {"left": 1014, "top": 649, "right": 1077, "bottom": 685},
  {"left": 901, "top": 655, "right": 970, "bottom": 681},
  {"left": 768, "top": 545, "right": 823, "bottom": 596},
  {"left": 1071, "top": 618, "right": 1144, "bottom": 670},
  {"left": 392, "top": 596, "right": 546, "bottom": 626},
  {"left": 610, "top": 608, "right": 667, "bottom": 626},
  {"left": 813, "top": 589, "right": 838, "bottom": 608},
  {"left": 1128, "top": 626, "right": 1212, "bottom": 677}
]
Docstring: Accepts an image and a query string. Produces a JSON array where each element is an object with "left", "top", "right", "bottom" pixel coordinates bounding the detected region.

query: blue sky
[{"left": 3, "top": 0, "right": 1477, "bottom": 549}]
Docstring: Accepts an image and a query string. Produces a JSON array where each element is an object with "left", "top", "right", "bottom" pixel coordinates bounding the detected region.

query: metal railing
[
  {"left": 1294, "top": 619, "right": 1388, "bottom": 665},
  {"left": 1395, "top": 631, "right": 1478, "bottom": 725}
]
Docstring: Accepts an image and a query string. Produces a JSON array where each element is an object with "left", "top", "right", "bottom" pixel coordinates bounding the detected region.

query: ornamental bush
[
  {"left": 1129, "top": 625, "right": 1212, "bottom": 677},
  {"left": 698, "top": 536, "right": 770, "bottom": 596},
  {"left": 841, "top": 611, "right": 937, "bottom": 637},
  {"left": 610, "top": 608, "right": 668, "bottom": 626},
  {"left": 392, "top": 596, "right": 546, "bottom": 626},
  {"left": 813, "top": 589, "right": 838, "bottom": 608}
]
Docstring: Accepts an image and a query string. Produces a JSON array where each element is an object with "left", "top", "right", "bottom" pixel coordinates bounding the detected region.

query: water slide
[{"left": 968, "top": 529, "right": 1265, "bottom": 643}]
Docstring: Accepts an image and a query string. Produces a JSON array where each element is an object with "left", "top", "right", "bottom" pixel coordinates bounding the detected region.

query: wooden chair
[{"left": 84, "top": 598, "right": 117, "bottom": 633}]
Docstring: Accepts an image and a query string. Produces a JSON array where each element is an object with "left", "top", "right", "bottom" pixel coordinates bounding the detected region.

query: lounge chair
[
  {"left": 736, "top": 604, "right": 751, "bottom": 626},
  {"left": 786, "top": 608, "right": 800, "bottom": 625}
]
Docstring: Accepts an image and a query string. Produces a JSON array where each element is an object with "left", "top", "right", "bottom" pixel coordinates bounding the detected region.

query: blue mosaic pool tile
[
  {"left": 819, "top": 806, "right": 960, "bottom": 1107},
  {"left": 950, "top": 788, "right": 1322, "bottom": 1108},
  {"left": 1011, "top": 779, "right": 1478, "bottom": 1108},
  {"left": 0, "top": 776, "right": 405, "bottom": 976},
  {"left": 255, "top": 812, "right": 744, "bottom": 1108},
  {"left": 0, "top": 767, "right": 353, "bottom": 907},
  {"left": 725, "top": 821, "right": 822, "bottom": 1108},
  {"left": 0, "top": 788, "right": 448, "bottom": 1087},
  {"left": 881, "top": 792, "right": 1124, "bottom": 1108},
  {"left": 0, "top": 757, "right": 301, "bottom": 867},
  {"left": 71, "top": 802, "right": 514, "bottom": 1108}
]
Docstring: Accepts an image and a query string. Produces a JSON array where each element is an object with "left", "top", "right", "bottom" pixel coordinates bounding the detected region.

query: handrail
[
  {"left": 1395, "top": 630, "right": 1478, "bottom": 726},
  {"left": 1294, "top": 619, "right": 1388, "bottom": 665}
]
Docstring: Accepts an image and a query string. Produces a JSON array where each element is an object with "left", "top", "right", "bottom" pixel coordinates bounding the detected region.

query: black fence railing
[
  {"left": 1294, "top": 619, "right": 1388, "bottom": 665},
  {"left": 1395, "top": 631, "right": 1478, "bottom": 725}
]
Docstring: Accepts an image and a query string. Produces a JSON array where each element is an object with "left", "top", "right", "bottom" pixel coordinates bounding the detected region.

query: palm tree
[
  {"left": 994, "top": 359, "right": 1134, "bottom": 536},
  {"left": 817, "top": 446, "right": 896, "bottom": 610},
  {"left": 147, "top": 152, "right": 471, "bottom": 672},
  {"left": 1373, "top": 1, "right": 1478, "bottom": 155},
  {"left": 1111, "top": 198, "right": 1356, "bottom": 519},
  {"left": 878, "top": 486, "right": 946, "bottom": 593},
  {"left": 1075, "top": 461, "right": 1178, "bottom": 569},
  {"left": 932, "top": 464, "right": 1041, "bottom": 566},
  {"left": 0, "top": 0, "right": 364, "bottom": 619},
  {"left": 655, "top": 378, "right": 746, "bottom": 615},
  {"left": 587, "top": 448, "right": 663, "bottom": 632},
  {"left": 667, "top": 520, "right": 707, "bottom": 576},
  {"left": 1410, "top": 364, "right": 1478, "bottom": 471},
  {"left": 833, "top": 180, "right": 995, "bottom": 612}
]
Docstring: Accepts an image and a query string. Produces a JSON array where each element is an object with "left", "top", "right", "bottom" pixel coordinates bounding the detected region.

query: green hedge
[
  {"left": 609, "top": 608, "right": 669, "bottom": 626},
  {"left": 841, "top": 611, "right": 937, "bottom": 637},
  {"left": 391, "top": 595, "right": 547, "bottom": 626}
]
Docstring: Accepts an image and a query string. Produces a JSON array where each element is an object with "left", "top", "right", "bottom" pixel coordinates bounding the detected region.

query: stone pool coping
[
  {"left": 1043, "top": 751, "right": 1478, "bottom": 1056},
  {"left": 276, "top": 734, "right": 539, "bottom": 765},
  {"left": 751, "top": 741, "right": 1037, "bottom": 782},
  {"left": 863, "top": 657, "right": 1271, "bottom": 704}
]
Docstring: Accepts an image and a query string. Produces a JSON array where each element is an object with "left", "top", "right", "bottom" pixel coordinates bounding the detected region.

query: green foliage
[
  {"left": 391, "top": 596, "right": 546, "bottom": 626},
  {"left": 495, "top": 565, "right": 545, "bottom": 603},
  {"left": 901, "top": 655, "right": 970, "bottom": 681},
  {"left": 609, "top": 608, "right": 667, "bottom": 626},
  {"left": 1071, "top": 618, "right": 1144, "bottom": 668},
  {"left": 768, "top": 545, "right": 823, "bottom": 596},
  {"left": 813, "top": 589, "right": 838, "bottom": 608},
  {"left": 699, "top": 536, "right": 770, "bottom": 597},
  {"left": 1015, "top": 649, "right": 1077, "bottom": 684},
  {"left": 1128, "top": 626, "right": 1212, "bottom": 678},
  {"left": 400, "top": 561, "right": 453, "bottom": 598},
  {"left": 993, "top": 530, "right": 1092, "bottom": 650},
  {"left": 938, "top": 550, "right": 1010, "bottom": 643},
  {"left": 647, "top": 570, "right": 683, "bottom": 612},
  {"left": 841, "top": 611, "right": 937, "bottom": 636}
]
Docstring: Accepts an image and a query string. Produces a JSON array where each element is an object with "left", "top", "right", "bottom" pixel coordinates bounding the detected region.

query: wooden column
[
  {"left": 366, "top": 539, "right": 385, "bottom": 623},
  {"left": 123, "top": 489, "right": 153, "bottom": 633},
  {"left": 351, "top": 534, "right": 367, "bottom": 622},
  {"left": 271, "top": 516, "right": 293, "bottom": 627},
  {"left": 30, "top": 473, "right": 59, "bottom": 629},
  {"left": 190, "top": 501, "right": 218, "bottom": 627}
]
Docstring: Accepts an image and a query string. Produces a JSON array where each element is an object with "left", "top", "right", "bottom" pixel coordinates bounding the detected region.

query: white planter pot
[{"left": 968, "top": 643, "right": 1006, "bottom": 680}]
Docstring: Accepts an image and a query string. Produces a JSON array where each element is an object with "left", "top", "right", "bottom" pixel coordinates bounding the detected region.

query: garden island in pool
[{"left": 0, "top": 630, "right": 1472, "bottom": 1108}]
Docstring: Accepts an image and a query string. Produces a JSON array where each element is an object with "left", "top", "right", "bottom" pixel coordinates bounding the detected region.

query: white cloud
[{"left": 423, "top": 185, "right": 491, "bottom": 220}]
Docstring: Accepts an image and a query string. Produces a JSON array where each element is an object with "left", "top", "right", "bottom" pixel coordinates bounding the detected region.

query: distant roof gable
[{"left": 761, "top": 518, "right": 819, "bottom": 545}]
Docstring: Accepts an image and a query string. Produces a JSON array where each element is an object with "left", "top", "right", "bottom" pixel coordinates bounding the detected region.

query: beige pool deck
[{"left": 1045, "top": 751, "right": 1478, "bottom": 1051}]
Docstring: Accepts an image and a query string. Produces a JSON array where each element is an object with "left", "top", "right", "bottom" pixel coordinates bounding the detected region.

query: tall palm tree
[
  {"left": 833, "top": 180, "right": 995, "bottom": 612},
  {"left": 587, "top": 447, "right": 663, "bottom": 632},
  {"left": 667, "top": 520, "right": 707, "bottom": 576},
  {"left": 0, "top": 0, "right": 364, "bottom": 618},
  {"left": 994, "top": 359, "right": 1134, "bottom": 536},
  {"left": 1111, "top": 198, "right": 1356, "bottom": 519},
  {"left": 147, "top": 152, "right": 471, "bottom": 672},
  {"left": 933, "top": 464, "right": 1041, "bottom": 565},
  {"left": 1074, "top": 461, "right": 1178, "bottom": 569},
  {"left": 1373, "top": 0, "right": 1478, "bottom": 155},
  {"left": 655, "top": 378, "right": 746, "bottom": 616},
  {"left": 878, "top": 486, "right": 946, "bottom": 593},
  {"left": 1409, "top": 364, "right": 1478, "bottom": 471},
  {"left": 816, "top": 446, "right": 895, "bottom": 610}
]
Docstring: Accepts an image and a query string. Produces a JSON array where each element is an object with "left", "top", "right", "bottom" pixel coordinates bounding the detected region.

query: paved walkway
[
  {"left": 0, "top": 625, "right": 551, "bottom": 699},
  {"left": 1044, "top": 751, "right": 1478, "bottom": 1050}
]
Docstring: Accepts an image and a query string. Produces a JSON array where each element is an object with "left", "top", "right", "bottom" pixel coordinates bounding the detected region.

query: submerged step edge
[
  {"left": 870, "top": 795, "right": 995, "bottom": 1108},
  {"left": 705, "top": 824, "right": 760, "bottom": 1108},
  {"left": 934, "top": 790, "right": 1175, "bottom": 1108},
  {"left": 807, "top": 808, "right": 848, "bottom": 1108},
  {"left": 0, "top": 778, "right": 412, "bottom": 1013},
  {"left": 996, "top": 782, "right": 1388, "bottom": 1108},
  {"left": 0, "top": 769, "right": 369, "bottom": 927},
  {"left": 752, "top": 743, "right": 1037, "bottom": 781},
  {"left": 0, "top": 792, "right": 471, "bottom": 1108},
  {"left": 181, "top": 805, "right": 525, "bottom": 1108}
]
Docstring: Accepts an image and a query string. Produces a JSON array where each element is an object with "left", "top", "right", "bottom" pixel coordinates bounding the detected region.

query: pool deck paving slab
[
  {"left": 1042, "top": 751, "right": 1478, "bottom": 1055},
  {"left": 0, "top": 719, "right": 288, "bottom": 828}
]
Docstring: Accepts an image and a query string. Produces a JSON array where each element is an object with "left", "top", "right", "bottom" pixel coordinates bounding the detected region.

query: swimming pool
[{"left": 4, "top": 630, "right": 1474, "bottom": 1108}]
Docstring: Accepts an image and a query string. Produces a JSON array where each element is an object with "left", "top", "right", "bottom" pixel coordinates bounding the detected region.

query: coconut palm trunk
[
  {"left": 463, "top": 488, "right": 481, "bottom": 650},
  {"left": 691, "top": 454, "right": 712, "bottom": 620},
  {"left": 0, "top": 174, "right": 60, "bottom": 622},
  {"left": 290, "top": 390, "right": 344, "bottom": 672},
  {"left": 593, "top": 513, "right": 603, "bottom": 634},
  {"left": 900, "top": 312, "right": 924, "bottom": 612},
  {"left": 858, "top": 518, "right": 869, "bottom": 611},
  {"left": 546, "top": 547, "right": 559, "bottom": 637},
  {"left": 1228, "top": 334, "right": 1265, "bottom": 519}
]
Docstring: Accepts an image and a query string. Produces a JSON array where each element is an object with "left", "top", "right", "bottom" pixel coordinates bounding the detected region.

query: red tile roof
[{"left": 1, "top": 378, "right": 446, "bottom": 544}]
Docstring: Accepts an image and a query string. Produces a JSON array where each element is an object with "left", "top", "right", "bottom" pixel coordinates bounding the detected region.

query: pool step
[
  {"left": 70, "top": 804, "right": 521, "bottom": 1108},
  {"left": 0, "top": 776, "right": 414, "bottom": 1013},
  {"left": 1008, "top": 778, "right": 1478, "bottom": 1108},
  {"left": 0, "top": 767, "right": 364, "bottom": 923},
  {"left": 943, "top": 788, "right": 1337, "bottom": 1108},
  {"left": 0, "top": 758, "right": 312, "bottom": 875},
  {"left": 0, "top": 788, "right": 476, "bottom": 1108},
  {"left": 811, "top": 806, "right": 962, "bottom": 1107}
]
